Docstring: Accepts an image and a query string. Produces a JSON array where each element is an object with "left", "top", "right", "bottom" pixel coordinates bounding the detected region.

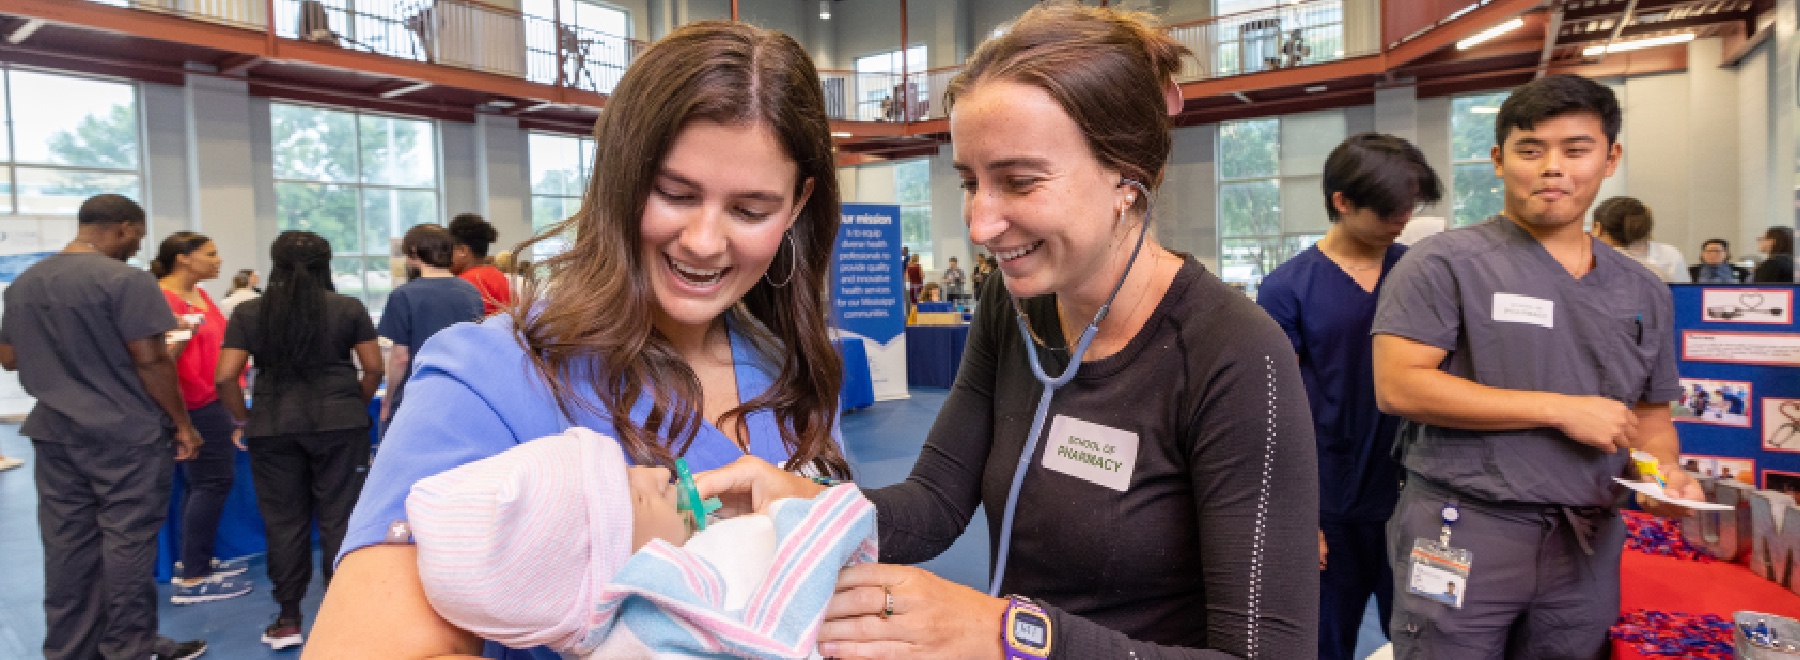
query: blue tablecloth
[
  {"left": 155, "top": 399, "right": 380, "bottom": 582},
  {"left": 916, "top": 302, "right": 957, "bottom": 313},
  {"left": 835, "top": 339, "right": 875, "bottom": 412},
  {"left": 906, "top": 324, "right": 970, "bottom": 389}
]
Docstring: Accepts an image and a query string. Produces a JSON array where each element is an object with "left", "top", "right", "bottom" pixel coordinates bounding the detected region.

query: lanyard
[{"left": 988, "top": 178, "right": 1154, "bottom": 597}]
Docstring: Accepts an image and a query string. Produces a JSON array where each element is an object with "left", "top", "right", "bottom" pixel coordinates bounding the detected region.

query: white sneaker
[{"left": 0, "top": 457, "right": 23, "bottom": 471}]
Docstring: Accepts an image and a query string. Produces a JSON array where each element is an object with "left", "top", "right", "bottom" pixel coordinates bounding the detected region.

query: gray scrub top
[{"left": 1372, "top": 216, "right": 1681, "bottom": 507}]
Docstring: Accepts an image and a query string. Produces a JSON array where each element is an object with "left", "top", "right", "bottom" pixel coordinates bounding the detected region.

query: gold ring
[{"left": 881, "top": 585, "right": 894, "bottom": 619}]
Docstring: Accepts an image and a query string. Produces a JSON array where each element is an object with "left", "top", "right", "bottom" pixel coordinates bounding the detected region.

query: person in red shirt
[
  {"left": 905, "top": 253, "right": 924, "bottom": 307},
  {"left": 448, "top": 214, "right": 511, "bottom": 315},
  {"left": 153, "top": 231, "right": 254, "bottom": 603}
]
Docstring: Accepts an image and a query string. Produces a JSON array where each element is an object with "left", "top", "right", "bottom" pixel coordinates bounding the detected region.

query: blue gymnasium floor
[{"left": 0, "top": 388, "right": 1383, "bottom": 658}]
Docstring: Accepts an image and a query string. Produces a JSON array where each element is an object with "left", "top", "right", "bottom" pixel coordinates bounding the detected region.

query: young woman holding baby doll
[{"left": 306, "top": 20, "right": 850, "bottom": 660}]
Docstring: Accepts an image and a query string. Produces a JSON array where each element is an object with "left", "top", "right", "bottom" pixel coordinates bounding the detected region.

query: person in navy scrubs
[
  {"left": 304, "top": 22, "right": 851, "bottom": 659},
  {"left": 1256, "top": 133, "right": 1442, "bottom": 660}
]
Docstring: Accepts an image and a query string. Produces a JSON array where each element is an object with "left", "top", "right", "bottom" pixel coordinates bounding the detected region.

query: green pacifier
[{"left": 673, "top": 458, "right": 723, "bottom": 532}]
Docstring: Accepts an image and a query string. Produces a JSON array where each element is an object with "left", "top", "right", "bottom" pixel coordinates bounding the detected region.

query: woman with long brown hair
[{"left": 305, "top": 20, "right": 847, "bottom": 659}]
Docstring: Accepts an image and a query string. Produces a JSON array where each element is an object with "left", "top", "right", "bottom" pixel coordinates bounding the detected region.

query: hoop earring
[{"left": 765, "top": 231, "right": 797, "bottom": 288}]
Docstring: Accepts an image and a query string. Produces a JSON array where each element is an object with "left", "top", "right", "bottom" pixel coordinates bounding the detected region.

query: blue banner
[{"left": 832, "top": 204, "right": 907, "bottom": 400}]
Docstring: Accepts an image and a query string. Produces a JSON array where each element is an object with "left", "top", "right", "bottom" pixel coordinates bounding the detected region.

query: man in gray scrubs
[
  {"left": 0, "top": 195, "right": 206, "bottom": 660},
  {"left": 1371, "top": 74, "right": 1697, "bottom": 659}
]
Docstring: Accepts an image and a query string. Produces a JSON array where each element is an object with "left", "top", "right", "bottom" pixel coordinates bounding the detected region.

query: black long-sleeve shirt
[{"left": 864, "top": 258, "right": 1319, "bottom": 659}]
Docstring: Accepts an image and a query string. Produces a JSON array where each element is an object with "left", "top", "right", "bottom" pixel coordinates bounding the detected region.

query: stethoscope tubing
[{"left": 988, "top": 178, "right": 1155, "bottom": 597}]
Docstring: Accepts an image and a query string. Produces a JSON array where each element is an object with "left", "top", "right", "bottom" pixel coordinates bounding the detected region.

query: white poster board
[{"left": 0, "top": 215, "right": 78, "bottom": 419}]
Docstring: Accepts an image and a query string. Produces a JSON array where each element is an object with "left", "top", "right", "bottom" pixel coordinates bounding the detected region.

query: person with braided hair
[{"left": 214, "top": 230, "right": 384, "bottom": 650}]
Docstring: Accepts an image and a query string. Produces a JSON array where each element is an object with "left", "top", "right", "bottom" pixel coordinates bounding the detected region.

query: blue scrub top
[
  {"left": 339, "top": 312, "right": 830, "bottom": 660},
  {"left": 1256, "top": 244, "right": 1406, "bottom": 523}
]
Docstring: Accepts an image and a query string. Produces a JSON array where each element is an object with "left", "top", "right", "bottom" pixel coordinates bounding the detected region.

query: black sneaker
[
  {"left": 262, "top": 616, "right": 304, "bottom": 650},
  {"left": 165, "top": 639, "right": 207, "bottom": 659}
]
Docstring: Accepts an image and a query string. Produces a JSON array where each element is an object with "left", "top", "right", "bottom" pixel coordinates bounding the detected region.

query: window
[
  {"left": 853, "top": 46, "right": 926, "bottom": 121},
  {"left": 1451, "top": 92, "right": 1508, "bottom": 227},
  {"left": 895, "top": 159, "right": 931, "bottom": 270},
  {"left": 847, "top": 159, "right": 932, "bottom": 270},
  {"left": 528, "top": 132, "right": 594, "bottom": 259},
  {"left": 1217, "top": 111, "right": 1342, "bottom": 295},
  {"left": 0, "top": 68, "right": 142, "bottom": 215},
  {"left": 1217, "top": 119, "right": 1287, "bottom": 295},
  {"left": 272, "top": 103, "right": 439, "bottom": 313}
]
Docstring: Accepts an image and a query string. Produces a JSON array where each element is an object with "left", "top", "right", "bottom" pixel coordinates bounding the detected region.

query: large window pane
[
  {"left": 10, "top": 71, "right": 138, "bottom": 169},
  {"left": 1220, "top": 237, "right": 1282, "bottom": 290},
  {"left": 1219, "top": 119, "right": 1279, "bottom": 180},
  {"left": 0, "top": 166, "right": 12, "bottom": 214},
  {"left": 900, "top": 205, "right": 933, "bottom": 272},
  {"left": 16, "top": 168, "right": 139, "bottom": 214},
  {"left": 364, "top": 257, "right": 394, "bottom": 316},
  {"left": 533, "top": 195, "right": 577, "bottom": 232},
  {"left": 895, "top": 159, "right": 930, "bottom": 204},
  {"left": 359, "top": 115, "right": 437, "bottom": 187},
  {"left": 1452, "top": 163, "right": 1503, "bottom": 228},
  {"left": 273, "top": 104, "right": 358, "bottom": 183},
  {"left": 530, "top": 133, "right": 584, "bottom": 196},
  {"left": 1219, "top": 179, "right": 1281, "bottom": 238},
  {"left": 276, "top": 182, "right": 360, "bottom": 254},
  {"left": 332, "top": 257, "right": 366, "bottom": 301},
  {"left": 1452, "top": 92, "right": 1509, "bottom": 161},
  {"left": 362, "top": 188, "right": 439, "bottom": 257},
  {"left": 531, "top": 195, "right": 577, "bottom": 259}
]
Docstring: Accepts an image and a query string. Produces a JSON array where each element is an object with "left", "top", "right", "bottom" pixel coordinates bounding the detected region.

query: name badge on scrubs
[
  {"left": 1040, "top": 415, "right": 1137, "bottom": 492},
  {"left": 1408, "top": 504, "right": 1472, "bottom": 609},
  {"left": 1492, "top": 293, "right": 1554, "bottom": 328}
]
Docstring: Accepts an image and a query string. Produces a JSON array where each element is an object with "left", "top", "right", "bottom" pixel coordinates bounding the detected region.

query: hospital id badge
[{"left": 1407, "top": 539, "right": 1471, "bottom": 609}]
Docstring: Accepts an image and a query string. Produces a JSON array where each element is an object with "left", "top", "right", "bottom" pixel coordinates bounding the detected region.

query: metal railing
[
  {"left": 87, "top": 0, "right": 645, "bottom": 95},
  {"left": 819, "top": 70, "right": 922, "bottom": 122},
  {"left": 86, "top": 0, "right": 1380, "bottom": 117},
  {"left": 523, "top": 13, "right": 641, "bottom": 95},
  {"left": 1165, "top": 0, "right": 1379, "bottom": 82}
]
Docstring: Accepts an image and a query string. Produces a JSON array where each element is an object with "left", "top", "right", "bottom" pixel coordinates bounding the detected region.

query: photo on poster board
[
  {"left": 1702, "top": 288, "right": 1793, "bottom": 324},
  {"left": 1762, "top": 398, "right": 1800, "bottom": 453},
  {"left": 1671, "top": 378, "right": 1752, "bottom": 427},
  {"left": 1682, "top": 331, "right": 1800, "bottom": 367},
  {"left": 1678, "top": 454, "right": 1755, "bottom": 485},
  {"left": 1764, "top": 470, "right": 1800, "bottom": 497}
]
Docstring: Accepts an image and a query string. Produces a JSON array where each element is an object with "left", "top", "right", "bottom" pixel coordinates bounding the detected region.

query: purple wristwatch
[{"left": 1002, "top": 595, "right": 1052, "bottom": 660}]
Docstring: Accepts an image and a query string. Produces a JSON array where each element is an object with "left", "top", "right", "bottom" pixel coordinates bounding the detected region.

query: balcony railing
[
  {"left": 830, "top": 0, "right": 1380, "bottom": 123},
  {"left": 523, "top": 12, "right": 641, "bottom": 94},
  {"left": 1164, "top": 0, "right": 1379, "bottom": 81},
  {"left": 87, "top": 0, "right": 646, "bottom": 95},
  {"left": 86, "top": 0, "right": 1382, "bottom": 119}
]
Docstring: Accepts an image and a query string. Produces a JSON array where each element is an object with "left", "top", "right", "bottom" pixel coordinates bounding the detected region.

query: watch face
[{"left": 1012, "top": 611, "right": 1049, "bottom": 650}]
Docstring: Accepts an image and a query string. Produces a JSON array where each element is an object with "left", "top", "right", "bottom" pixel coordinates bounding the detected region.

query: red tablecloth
[{"left": 1614, "top": 549, "right": 1800, "bottom": 659}]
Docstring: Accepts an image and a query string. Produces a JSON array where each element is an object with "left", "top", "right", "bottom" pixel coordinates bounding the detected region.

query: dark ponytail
[{"left": 151, "top": 231, "right": 212, "bottom": 279}]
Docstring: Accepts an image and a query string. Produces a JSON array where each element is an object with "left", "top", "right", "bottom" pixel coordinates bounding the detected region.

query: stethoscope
[{"left": 987, "top": 177, "right": 1156, "bottom": 597}]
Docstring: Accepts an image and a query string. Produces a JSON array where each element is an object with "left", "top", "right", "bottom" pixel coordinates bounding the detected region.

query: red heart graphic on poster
[{"left": 1741, "top": 293, "right": 1765, "bottom": 309}]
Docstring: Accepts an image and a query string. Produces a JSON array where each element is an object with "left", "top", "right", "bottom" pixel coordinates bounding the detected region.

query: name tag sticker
[
  {"left": 1041, "top": 415, "right": 1138, "bottom": 491},
  {"left": 1493, "top": 293, "right": 1554, "bottom": 328}
]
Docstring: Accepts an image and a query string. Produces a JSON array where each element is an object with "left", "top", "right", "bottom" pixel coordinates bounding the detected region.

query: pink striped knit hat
[{"left": 405, "top": 427, "right": 633, "bottom": 651}]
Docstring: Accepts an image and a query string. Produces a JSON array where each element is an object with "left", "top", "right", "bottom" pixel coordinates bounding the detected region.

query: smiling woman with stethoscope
[{"left": 699, "top": 5, "right": 1319, "bottom": 659}]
